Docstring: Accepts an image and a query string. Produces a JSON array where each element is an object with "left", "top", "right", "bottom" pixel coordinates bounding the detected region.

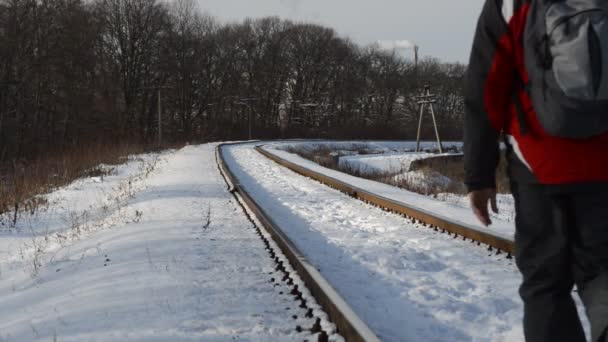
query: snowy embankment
[
  {"left": 223, "top": 142, "right": 590, "bottom": 342},
  {"left": 279, "top": 140, "right": 462, "bottom": 155},
  {"left": 0, "top": 144, "right": 320, "bottom": 341},
  {"left": 269, "top": 141, "right": 515, "bottom": 239},
  {"left": 338, "top": 152, "right": 437, "bottom": 175},
  {"left": 277, "top": 140, "right": 517, "bottom": 224}
]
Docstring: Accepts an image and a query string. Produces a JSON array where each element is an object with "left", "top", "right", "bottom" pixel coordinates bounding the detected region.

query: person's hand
[{"left": 468, "top": 188, "right": 498, "bottom": 226}]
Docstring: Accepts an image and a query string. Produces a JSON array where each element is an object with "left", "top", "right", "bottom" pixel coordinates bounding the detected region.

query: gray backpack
[{"left": 522, "top": 0, "right": 608, "bottom": 138}]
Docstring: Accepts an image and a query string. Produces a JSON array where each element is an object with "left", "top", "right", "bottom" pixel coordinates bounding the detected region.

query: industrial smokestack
[{"left": 376, "top": 40, "right": 419, "bottom": 65}]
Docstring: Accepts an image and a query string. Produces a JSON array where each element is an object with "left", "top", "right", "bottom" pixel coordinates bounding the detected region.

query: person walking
[{"left": 465, "top": 0, "right": 608, "bottom": 341}]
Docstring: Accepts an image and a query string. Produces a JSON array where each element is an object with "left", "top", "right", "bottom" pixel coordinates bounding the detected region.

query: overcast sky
[{"left": 197, "top": 0, "right": 486, "bottom": 63}]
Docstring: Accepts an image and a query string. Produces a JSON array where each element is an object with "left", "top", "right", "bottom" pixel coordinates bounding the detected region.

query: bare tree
[
  {"left": 95, "top": 0, "right": 168, "bottom": 140},
  {"left": 0, "top": 2, "right": 467, "bottom": 172}
]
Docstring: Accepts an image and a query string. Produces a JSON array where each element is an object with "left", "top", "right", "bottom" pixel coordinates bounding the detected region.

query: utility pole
[
  {"left": 157, "top": 88, "right": 162, "bottom": 147},
  {"left": 138, "top": 85, "right": 170, "bottom": 148},
  {"left": 235, "top": 97, "right": 257, "bottom": 140},
  {"left": 415, "top": 85, "right": 444, "bottom": 153}
]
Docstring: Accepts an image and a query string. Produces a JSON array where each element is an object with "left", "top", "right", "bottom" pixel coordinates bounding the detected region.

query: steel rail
[
  {"left": 217, "top": 143, "right": 380, "bottom": 342},
  {"left": 255, "top": 145, "right": 514, "bottom": 256}
]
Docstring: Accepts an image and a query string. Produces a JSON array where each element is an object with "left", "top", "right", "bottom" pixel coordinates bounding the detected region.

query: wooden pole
[
  {"left": 415, "top": 86, "right": 443, "bottom": 153},
  {"left": 429, "top": 101, "right": 444, "bottom": 153},
  {"left": 415, "top": 97, "right": 425, "bottom": 152}
]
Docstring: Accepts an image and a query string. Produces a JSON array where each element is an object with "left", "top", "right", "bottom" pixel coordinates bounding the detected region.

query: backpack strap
[
  {"left": 485, "top": 0, "right": 531, "bottom": 136},
  {"left": 502, "top": 0, "right": 530, "bottom": 135},
  {"left": 512, "top": 74, "right": 530, "bottom": 136}
]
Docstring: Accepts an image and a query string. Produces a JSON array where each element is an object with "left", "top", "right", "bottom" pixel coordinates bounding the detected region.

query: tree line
[{"left": 0, "top": 0, "right": 466, "bottom": 164}]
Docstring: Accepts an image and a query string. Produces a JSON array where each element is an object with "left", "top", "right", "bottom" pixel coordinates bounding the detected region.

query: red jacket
[{"left": 464, "top": 0, "right": 608, "bottom": 191}]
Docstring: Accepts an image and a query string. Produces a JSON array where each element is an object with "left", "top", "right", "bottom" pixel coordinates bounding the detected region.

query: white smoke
[
  {"left": 376, "top": 40, "right": 416, "bottom": 51},
  {"left": 280, "top": 0, "right": 302, "bottom": 13}
]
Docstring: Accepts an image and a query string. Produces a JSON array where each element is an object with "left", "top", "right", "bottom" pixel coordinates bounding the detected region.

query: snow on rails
[
  {"left": 254, "top": 145, "right": 514, "bottom": 257},
  {"left": 218, "top": 141, "right": 532, "bottom": 341},
  {"left": 217, "top": 143, "right": 378, "bottom": 342}
]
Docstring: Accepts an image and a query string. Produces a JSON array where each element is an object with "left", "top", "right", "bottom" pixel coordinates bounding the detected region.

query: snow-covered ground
[
  {"left": 338, "top": 152, "right": 437, "bottom": 176},
  {"left": 266, "top": 142, "right": 515, "bottom": 240},
  {"left": 276, "top": 140, "right": 517, "bottom": 224},
  {"left": 276, "top": 140, "right": 516, "bottom": 226},
  {"left": 277, "top": 140, "right": 462, "bottom": 155},
  {"left": 436, "top": 193, "right": 516, "bottom": 224},
  {"left": 0, "top": 141, "right": 590, "bottom": 341},
  {"left": 0, "top": 144, "right": 328, "bottom": 341},
  {"left": 223, "top": 142, "right": 590, "bottom": 342}
]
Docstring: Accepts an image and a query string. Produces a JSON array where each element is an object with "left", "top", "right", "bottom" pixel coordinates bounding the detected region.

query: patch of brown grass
[
  {"left": 0, "top": 143, "right": 147, "bottom": 226},
  {"left": 286, "top": 144, "right": 511, "bottom": 197},
  {"left": 284, "top": 143, "right": 385, "bottom": 170},
  {"left": 409, "top": 152, "right": 510, "bottom": 194},
  {"left": 285, "top": 145, "right": 339, "bottom": 169}
]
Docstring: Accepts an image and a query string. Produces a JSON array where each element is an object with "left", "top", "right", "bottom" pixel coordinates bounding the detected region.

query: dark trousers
[{"left": 512, "top": 183, "right": 608, "bottom": 342}]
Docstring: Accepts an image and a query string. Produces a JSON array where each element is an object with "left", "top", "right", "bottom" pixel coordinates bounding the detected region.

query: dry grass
[
  {"left": 409, "top": 152, "right": 510, "bottom": 194},
  {"left": 285, "top": 145, "right": 340, "bottom": 169},
  {"left": 284, "top": 144, "right": 382, "bottom": 170},
  {"left": 287, "top": 145, "right": 511, "bottom": 197},
  {"left": 0, "top": 143, "right": 147, "bottom": 226}
]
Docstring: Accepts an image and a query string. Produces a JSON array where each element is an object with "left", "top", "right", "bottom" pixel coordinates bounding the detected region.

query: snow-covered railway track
[
  {"left": 255, "top": 145, "right": 514, "bottom": 257},
  {"left": 220, "top": 141, "right": 529, "bottom": 341},
  {"left": 217, "top": 143, "right": 379, "bottom": 342}
]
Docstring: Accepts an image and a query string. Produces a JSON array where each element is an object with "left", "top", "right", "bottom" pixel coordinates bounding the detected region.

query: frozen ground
[
  {"left": 277, "top": 140, "right": 516, "bottom": 223},
  {"left": 223, "top": 142, "right": 590, "bottom": 342},
  {"left": 436, "top": 193, "right": 516, "bottom": 224},
  {"left": 276, "top": 140, "right": 462, "bottom": 155},
  {"left": 338, "top": 152, "right": 437, "bottom": 176},
  {"left": 0, "top": 141, "right": 589, "bottom": 341},
  {"left": 0, "top": 144, "right": 327, "bottom": 341},
  {"left": 266, "top": 142, "right": 515, "bottom": 239}
]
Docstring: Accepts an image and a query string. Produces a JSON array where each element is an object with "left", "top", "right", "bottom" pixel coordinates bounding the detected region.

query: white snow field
[
  {"left": 277, "top": 140, "right": 461, "bottom": 155},
  {"left": 338, "top": 152, "right": 437, "bottom": 176},
  {"left": 0, "top": 144, "right": 327, "bottom": 341},
  {"left": 223, "top": 142, "right": 591, "bottom": 342},
  {"left": 0, "top": 141, "right": 591, "bottom": 342},
  {"left": 276, "top": 140, "right": 517, "bottom": 224},
  {"left": 267, "top": 141, "right": 515, "bottom": 240}
]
